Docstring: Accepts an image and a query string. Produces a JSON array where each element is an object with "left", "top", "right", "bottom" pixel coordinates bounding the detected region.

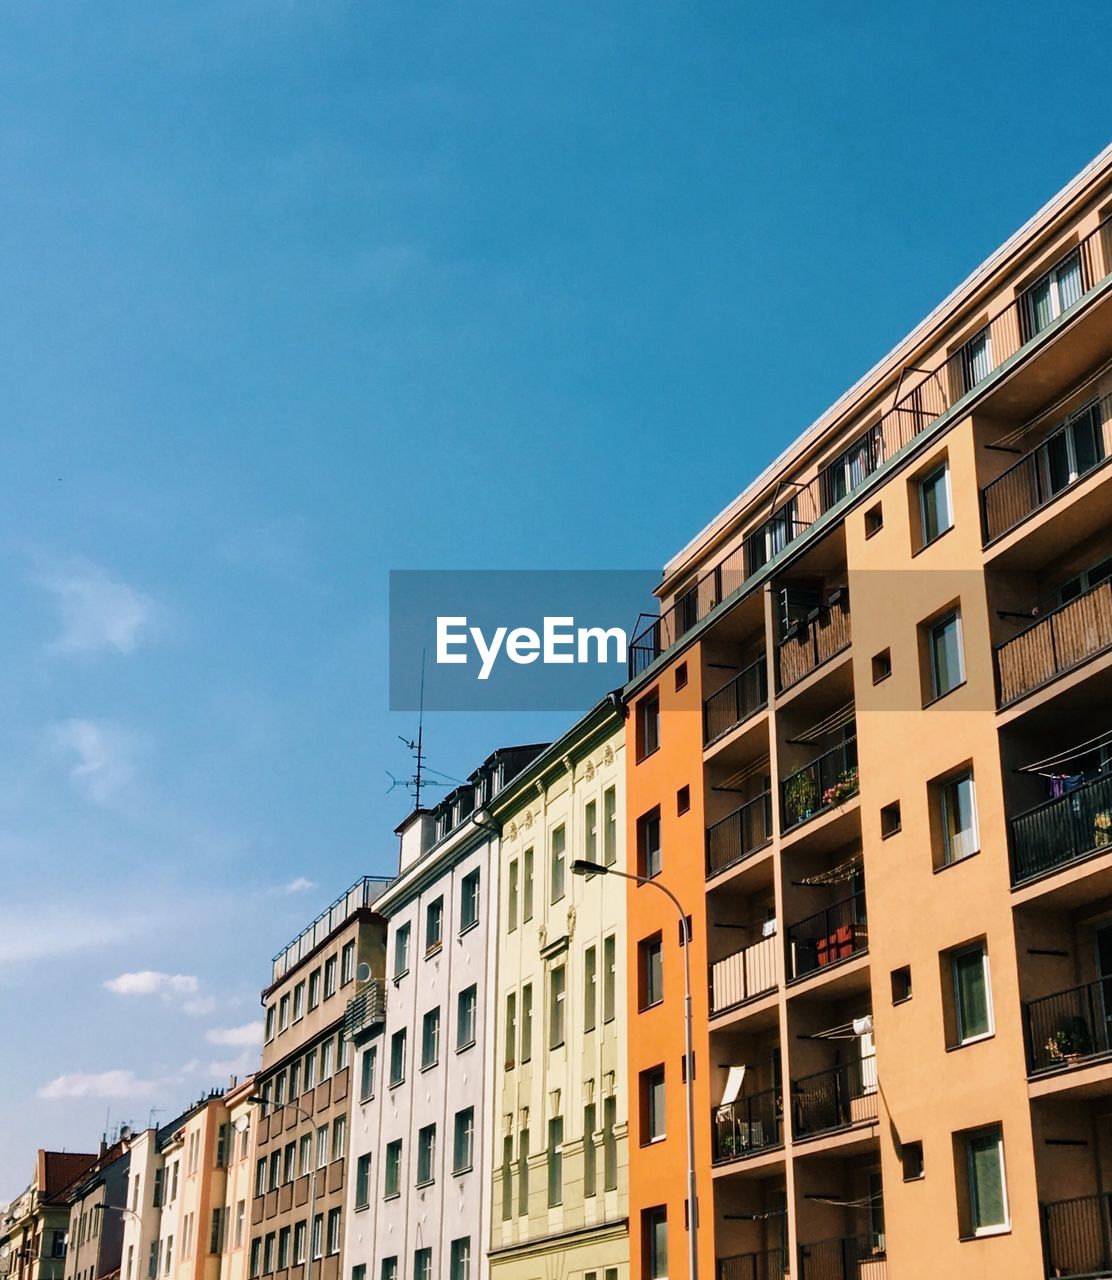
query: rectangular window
[
  {"left": 961, "top": 325, "right": 993, "bottom": 392},
  {"left": 940, "top": 770, "right": 979, "bottom": 864},
  {"left": 457, "top": 985, "right": 477, "bottom": 1049},
  {"left": 324, "top": 956, "right": 337, "bottom": 998},
  {"left": 637, "top": 693, "right": 660, "bottom": 760},
  {"left": 416, "top": 1124, "right": 436, "bottom": 1186},
  {"left": 919, "top": 463, "right": 953, "bottom": 546},
  {"left": 521, "top": 983, "right": 533, "bottom": 1063},
  {"left": 331, "top": 1115, "right": 346, "bottom": 1161},
  {"left": 326, "top": 1209, "right": 340, "bottom": 1256},
  {"left": 304, "top": 1048, "right": 317, "bottom": 1090},
  {"left": 384, "top": 1141, "right": 402, "bottom": 1198},
  {"left": 550, "top": 824, "right": 567, "bottom": 903},
  {"left": 604, "top": 935, "right": 616, "bottom": 1022},
  {"left": 518, "top": 1126, "right": 531, "bottom": 1216},
  {"left": 585, "top": 799, "right": 598, "bottom": 864},
  {"left": 547, "top": 1117, "right": 564, "bottom": 1207},
  {"left": 640, "top": 934, "right": 664, "bottom": 1009},
  {"left": 298, "top": 1134, "right": 311, "bottom": 1177},
  {"left": 360, "top": 1047, "right": 376, "bottom": 1102},
  {"left": 254, "top": 1158, "right": 266, "bottom": 1198},
  {"left": 584, "top": 946, "right": 597, "bottom": 1033},
  {"left": 293, "top": 1223, "right": 306, "bottom": 1265},
  {"left": 269, "top": 1150, "right": 281, "bottom": 1190},
  {"left": 320, "top": 1038, "right": 334, "bottom": 1080},
  {"left": 414, "top": 1250, "right": 432, "bottom": 1280},
  {"left": 449, "top": 1239, "right": 471, "bottom": 1280},
  {"left": 310, "top": 1214, "right": 322, "bottom": 1262},
  {"left": 265, "top": 1006, "right": 275, "bottom": 1042},
  {"left": 966, "top": 1126, "right": 1009, "bottom": 1235},
  {"left": 603, "top": 786, "right": 617, "bottom": 865},
  {"left": 523, "top": 848, "right": 535, "bottom": 921},
  {"left": 1022, "top": 248, "right": 1083, "bottom": 339},
  {"left": 308, "top": 969, "right": 321, "bottom": 1010},
  {"left": 453, "top": 1107, "right": 475, "bottom": 1173},
  {"left": 953, "top": 944, "right": 993, "bottom": 1044},
  {"left": 316, "top": 1126, "right": 328, "bottom": 1171},
  {"left": 927, "top": 609, "right": 964, "bottom": 701},
  {"left": 501, "top": 1136, "right": 514, "bottom": 1220},
  {"left": 641, "top": 1066, "right": 666, "bottom": 1142},
  {"left": 583, "top": 1103, "right": 597, "bottom": 1198},
  {"left": 549, "top": 965, "right": 566, "bottom": 1049},
  {"left": 389, "top": 1029, "right": 407, "bottom": 1086},
  {"left": 283, "top": 1142, "right": 295, "bottom": 1183},
  {"left": 426, "top": 897, "right": 444, "bottom": 953},
  {"left": 355, "top": 1154, "right": 371, "bottom": 1209},
  {"left": 604, "top": 1097, "right": 618, "bottom": 1190},
  {"left": 288, "top": 1060, "right": 301, "bottom": 1100},
  {"left": 507, "top": 859, "right": 519, "bottom": 932},
  {"left": 421, "top": 1007, "right": 441, "bottom": 1069},
  {"left": 276, "top": 1228, "right": 289, "bottom": 1271},
  {"left": 279, "top": 995, "right": 290, "bottom": 1031},
  {"left": 637, "top": 806, "right": 662, "bottom": 879},
  {"left": 341, "top": 940, "right": 356, "bottom": 985},
  {"left": 249, "top": 1242, "right": 261, "bottom": 1279},
  {"left": 235, "top": 1202, "right": 246, "bottom": 1249},
  {"left": 460, "top": 868, "right": 481, "bottom": 931},
  {"left": 381, "top": 1261, "right": 398, "bottom": 1280},
  {"left": 505, "top": 992, "right": 517, "bottom": 1068},
  {"left": 394, "top": 924, "right": 411, "bottom": 978},
  {"left": 644, "top": 1208, "right": 668, "bottom": 1280}
]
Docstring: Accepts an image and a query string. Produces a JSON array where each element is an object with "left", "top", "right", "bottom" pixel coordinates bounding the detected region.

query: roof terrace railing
[
  {"left": 271, "top": 875, "right": 394, "bottom": 983},
  {"left": 628, "top": 214, "right": 1112, "bottom": 680}
]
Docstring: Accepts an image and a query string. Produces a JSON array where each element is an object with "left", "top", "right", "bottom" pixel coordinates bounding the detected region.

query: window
[
  {"left": 331, "top": 1116, "right": 346, "bottom": 1161},
  {"left": 457, "top": 985, "right": 477, "bottom": 1049},
  {"left": 604, "top": 935, "right": 616, "bottom": 1022},
  {"left": 959, "top": 324, "right": 993, "bottom": 392},
  {"left": 1046, "top": 401, "right": 1105, "bottom": 498},
  {"left": 274, "top": 1071, "right": 287, "bottom": 1107},
  {"left": 926, "top": 609, "right": 964, "bottom": 701},
  {"left": 293, "top": 1223, "right": 306, "bottom": 1266},
  {"left": 891, "top": 966, "right": 912, "bottom": 1004},
  {"left": 460, "top": 869, "right": 481, "bottom": 931},
  {"left": 501, "top": 1136, "right": 514, "bottom": 1220},
  {"left": 872, "top": 649, "right": 892, "bottom": 684},
  {"left": 450, "top": 1239, "right": 471, "bottom": 1280},
  {"left": 453, "top": 1107, "right": 475, "bottom": 1173},
  {"left": 341, "top": 940, "right": 356, "bottom": 985},
  {"left": 394, "top": 924, "right": 411, "bottom": 979},
  {"left": 384, "top": 1141, "right": 402, "bottom": 1198},
  {"left": 637, "top": 693, "right": 660, "bottom": 760},
  {"left": 902, "top": 1140, "right": 924, "bottom": 1180},
  {"left": 549, "top": 965, "right": 566, "bottom": 1049},
  {"left": 745, "top": 498, "right": 797, "bottom": 573},
  {"left": 426, "top": 898, "right": 444, "bottom": 953},
  {"left": 264, "top": 1006, "right": 275, "bottom": 1042},
  {"left": 235, "top": 1202, "right": 245, "bottom": 1248},
  {"left": 547, "top": 1117, "right": 564, "bottom": 1207},
  {"left": 414, "top": 1250, "right": 432, "bottom": 1280},
  {"left": 354, "top": 1154, "right": 371, "bottom": 1209},
  {"left": 675, "top": 661, "right": 688, "bottom": 691},
  {"left": 339, "top": 1031, "right": 350, "bottom": 1070},
  {"left": 940, "top": 771, "right": 979, "bottom": 865},
  {"left": 353, "top": 1268, "right": 366, "bottom": 1280},
  {"left": 961, "top": 1125, "right": 1009, "bottom": 1236},
  {"left": 316, "top": 1125, "right": 328, "bottom": 1170},
  {"left": 269, "top": 1149, "right": 281, "bottom": 1190},
  {"left": 304, "top": 1047, "right": 317, "bottom": 1090},
  {"left": 641, "top": 1066, "right": 666, "bottom": 1142},
  {"left": 298, "top": 1134, "right": 311, "bottom": 1177},
  {"left": 864, "top": 502, "right": 883, "bottom": 537},
  {"left": 249, "top": 1241, "right": 261, "bottom": 1279},
  {"left": 389, "top": 1029, "right": 407, "bottom": 1086},
  {"left": 584, "top": 946, "right": 597, "bottom": 1033},
  {"left": 521, "top": 983, "right": 533, "bottom": 1062},
  {"left": 320, "top": 1037, "right": 334, "bottom": 1080},
  {"left": 276, "top": 1227, "right": 289, "bottom": 1271},
  {"left": 416, "top": 1125, "right": 436, "bottom": 1186},
  {"left": 308, "top": 969, "right": 321, "bottom": 1010},
  {"left": 918, "top": 462, "right": 953, "bottom": 546},
  {"left": 254, "top": 1158, "right": 266, "bottom": 1198},
  {"left": 880, "top": 801, "right": 901, "bottom": 837},
  {"left": 360, "top": 1046, "right": 376, "bottom": 1102},
  {"left": 276, "top": 996, "right": 290, "bottom": 1033},
  {"left": 644, "top": 1207, "right": 668, "bottom": 1280},
  {"left": 505, "top": 992, "right": 517, "bottom": 1068},
  {"left": 421, "top": 1007, "right": 441, "bottom": 1069},
  {"left": 523, "top": 847, "right": 535, "bottom": 920},
  {"left": 326, "top": 1209, "right": 340, "bottom": 1256},
  {"left": 1022, "top": 248, "right": 1083, "bottom": 339},
  {"left": 952, "top": 943, "right": 993, "bottom": 1044},
  {"left": 518, "top": 1127, "right": 531, "bottom": 1215},
  {"left": 324, "top": 956, "right": 337, "bottom": 998},
  {"left": 288, "top": 1060, "right": 301, "bottom": 1100},
  {"left": 637, "top": 807, "right": 662, "bottom": 878},
  {"left": 507, "top": 859, "right": 519, "bottom": 932},
  {"left": 381, "top": 1260, "right": 398, "bottom": 1280},
  {"left": 604, "top": 787, "right": 617, "bottom": 865},
  {"left": 640, "top": 934, "right": 664, "bottom": 1009},
  {"left": 550, "top": 824, "right": 567, "bottom": 903},
  {"left": 310, "top": 1214, "right": 323, "bottom": 1262},
  {"left": 283, "top": 1142, "right": 295, "bottom": 1183},
  {"left": 676, "top": 785, "right": 690, "bottom": 816},
  {"left": 165, "top": 1237, "right": 174, "bottom": 1277}
]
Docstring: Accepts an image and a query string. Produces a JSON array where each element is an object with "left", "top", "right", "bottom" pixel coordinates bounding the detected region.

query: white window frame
[
  {"left": 966, "top": 1126, "right": 1010, "bottom": 1237},
  {"left": 953, "top": 944, "right": 994, "bottom": 1046}
]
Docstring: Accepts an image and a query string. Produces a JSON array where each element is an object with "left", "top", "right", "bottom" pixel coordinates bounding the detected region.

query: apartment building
[
  {"left": 250, "top": 879, "right": 390, "bottom": 1280},
  {"left": 1, "top": 1153, "right": 97, "bottom": 1280},
  {"left": 622, "top": 144, "right": 1112, "bottom": 1280},
  {"left": 63, "top": 1140, "right": 131, "bottom": 1280},
  {"left": 343, "top": 746, "right": 544, "bottom": 1280},
  {"left": 487, "top": 702, "right": 630, "bottom": 1280}
]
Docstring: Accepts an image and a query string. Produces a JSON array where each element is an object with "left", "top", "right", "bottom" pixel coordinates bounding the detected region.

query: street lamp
[
  {"left": 248, "top": 1097, "right": 319, "bottom": 1280},
  {"left": 571, "top": 858, "right": 699, "bottom": 1280}
]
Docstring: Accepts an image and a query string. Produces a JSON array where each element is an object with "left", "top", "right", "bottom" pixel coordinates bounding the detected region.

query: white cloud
[
  {"left": 50, "top": 718, "right": 140, "bottom": 805},
  {"left": 0, "top": 907, "right": 148, "bottom": 964},
  {"left": 182, "top": 996, "right": 217, "bottom": 1017},
  {"left": 36, "top": 558, "right": 157, "bottom": 657},
  {"left": 104, "top": 971, "right": 199, "bottom": 997},
  {"left": 203, "top": 1051, "right": 256, "bottom": 1079},
  {"left": 271, "top": 877, "right": 315, "bottom": 895},
  {"left": 206, "top": 1022, "right": 263, "bottom": 1048},
  {"left": 38, "top": 1069, "right": 162, "bottom": 1101}
]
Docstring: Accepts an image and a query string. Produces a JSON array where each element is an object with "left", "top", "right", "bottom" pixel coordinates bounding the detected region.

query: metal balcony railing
[
  {"left": 1042, "top": 1194, "right": 1112, "bottom": 1279},
  {"left": 787, "top": 889, "right": 867, "bottom": 981},
  {"left": 627, "top": 214, "right": 1112, "bottom": 681},
  {"left": 706, "top": 792, "right": 773, "bottom": 878},
  {"left": 712, "top": 1087, "right": 783, "bottom": 1163},
  {"left": 704, "top": 655, "right": 768, "bottom": 745},
  {"left": 710, "top": 932, "right": 778, "bottom": 1014},
  {"left": 777, "top": 590, "right": 851, "bottom": 692},
  {"left": 1010, "top": 770, "right": 1112, "bottom": 884},
  {"left": 781, "top": 737, "right": 858, "bottom": 833},
  {"left": 271, "top": 876, "right": 393, "bottom": 982},
  {"left": 995, "top": 577, "right": 1112, "bottom": 708},
  {"left": 799, "top": 1236, "right": 886, "bottom": 1280},
  {"left": 343, "top": 980, "right": 386, "bottom": 1041},
  {"left": 1025, "top": 978, "right": 1112, "bottom": 1074},
  {"left": 717, "top": 1247, "right": 789, "bottom": 1280},
  {"left": 792, "top": 1057, "right": 878, "bottom": 1138},
  {"left": 981, "top": 393, "right": 1112, "bottom": 544}
]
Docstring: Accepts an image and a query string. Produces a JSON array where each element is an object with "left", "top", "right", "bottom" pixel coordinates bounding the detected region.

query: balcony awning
[{"left": 719, "top": 1065, "right": 746, "bottom": 1107}]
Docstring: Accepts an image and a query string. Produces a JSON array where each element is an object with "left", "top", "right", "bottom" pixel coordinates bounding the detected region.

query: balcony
[
  {"left": 271, "top": 875, "right": 392, "bottom": 983},
  {"left": 1010, "top": 770, "right": 1112, "bottom": 884},
  {"left": 343, "top": 980, "right": 386, "bottom": 1042},
  {"left": 1025, "top": 978, "right": 1112, "bottom": 1075},
  {"left": 1042, "top": 1194, "right": 1112, "bottom": 1279},
  {"left": 707, "top": 793, "right": 774, "bottom": 878},
  {"left": 711, "top": 932, "right": 778, "bottom": 1015},
  {"left": 705, "top": 655, "right": 768, "bottom": 746},
  {"left": 712, "top": 1088, "right": 784, "bottom": 1164},
  {"left": 792, "top": 1057, "right": 878, "bottom": 1139},
  {"left": 777, "top": 590, "right": 850, "bottom": 694},
  {"left": 717, "top": 1248, "right": 789, "bottom": 1280},
  {"left": 787, "top": 890, "right": 867, "bottom": 982},
  {"left": 798, "top": 1236, "right": 886, "bottom": 1280},
  {"left": 995, "top": 577, "right": 1112, "bottom": 708},
  {"left": 781, "top": 738, "right": 858, "bottom": 834}
]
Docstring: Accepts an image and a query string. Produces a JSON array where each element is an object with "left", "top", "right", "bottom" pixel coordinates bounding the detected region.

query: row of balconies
[{"left": 717, "top": 1235, "right": 885, "bottom": 1280}]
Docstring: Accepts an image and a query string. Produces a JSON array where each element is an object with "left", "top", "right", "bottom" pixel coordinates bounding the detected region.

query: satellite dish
[{"left": 356, "top": 962, "right": 372, "bottom": 983}]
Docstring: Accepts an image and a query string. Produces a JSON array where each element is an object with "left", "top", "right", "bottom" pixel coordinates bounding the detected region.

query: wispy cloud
[
  {"left": 0, "top": 907, "right": 149, "bottom": 965},
  {"left": 50, "top": 718, "right": 141, "bottom": 805},
  {"left": 35, "top": 558, "right": 158, "bottom": 657},
  {"left": 269, "top": 876, "right": 315, "bottom": 895},
  {"left": 206, "top": 1022, "right": 262, "bottom": 1048},
  {"left": 38, "top": 1069, "right": 163, "bottom": 1101},
  {"left": 103, "top": 971, "right": 219, "bottom": 1018}
]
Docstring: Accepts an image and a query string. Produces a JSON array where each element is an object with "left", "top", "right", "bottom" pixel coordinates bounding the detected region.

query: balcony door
[
  {"left": 1044, "top": 403, "right": 1104, "bottom": 498},
  {"left": 1095, "top": 928, "right": 1112, "bottom": 1052}
]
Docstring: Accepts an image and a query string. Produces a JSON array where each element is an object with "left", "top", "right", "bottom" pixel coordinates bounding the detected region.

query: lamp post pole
[
  {"left": 249, "top": 1099, "right": 318, "bottom": 1280},
  {"left": 571, "top": 860, "right": 698, "bottom": 1280}
]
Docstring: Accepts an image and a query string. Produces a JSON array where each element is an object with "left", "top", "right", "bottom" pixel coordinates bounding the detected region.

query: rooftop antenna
[
  {"left": 148, "top": 1107, "right": 164, "bottom": 1130},
  {"left": 387, "top": 652, "right": 466, "bottom": 808}
]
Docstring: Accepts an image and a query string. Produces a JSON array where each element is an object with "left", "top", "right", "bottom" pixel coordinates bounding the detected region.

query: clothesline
[
  {"left": 796, "top": 852, "right": 862, "bottom": 887},
  {"left": 788, "top": 700, "right": 855, "bottom": 746},
  {"left": 990, "top": 366, "right": 1112, "bottom": 449},
  {"left": 1016, "top": 728, "right": 1112, "bottom": 774}
]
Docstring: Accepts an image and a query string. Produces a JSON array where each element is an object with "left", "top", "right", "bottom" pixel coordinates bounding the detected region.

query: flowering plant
[{"left": 822, "top": 768, "right": 859, "bottom": 807}]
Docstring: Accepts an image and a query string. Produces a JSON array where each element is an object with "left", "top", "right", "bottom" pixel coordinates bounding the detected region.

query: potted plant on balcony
[
  {"left": 1046, "top": 1016, "right": 1093, "bottom": 1064},
  {"left": 786, "top": 772, "right": 817, "bottom": 822},
  {"left": 1095, "top": 809, "right": 1111, "bottom": 848},
  {"left": 822, "top": 767, "right": 859, "bottom": 808}
]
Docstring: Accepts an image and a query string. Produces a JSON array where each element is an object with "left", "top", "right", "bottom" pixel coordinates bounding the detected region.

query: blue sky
[{"left": 1, "top": 0, "right": 1110, "bottom": 1193}]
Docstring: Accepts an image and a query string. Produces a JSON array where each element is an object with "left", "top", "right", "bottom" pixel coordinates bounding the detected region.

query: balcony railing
[
  {"left": 781, "top": 737, "right": 858, "bottom": 833},
  {"left": 799, "top": 1236, "right": 886, "bottom": 1280},
  {"left": 717, "top": 1248, "right": 789, "bottom": 1280},
  {"left": 1043, "top": 1194, "right": 1112, "bottom": 1278},
  {"left": 710, "top": 932, "right": 778, "bottom": 1015},
  {"left": 777, "top": 590, "right": 851, "bottom": 692},
  {"left": 271, "top": 875, "right": 393, "bottom": 982},
  {"left": 712, "top": 1087, "right": 783, "bottom": 1163},
  {"left": 343, "top": 980, "right": 386, "bottom": 1041},
  {"left": 707, "top": 792, "right": 774, "bottom": 878},
  {"left": 788, "top": 889, "right": 867, "bottom": 981},
  {"left": 627, "top": 214, "right": 1112, "bottom": 681},
  {"left": 995, "top": 578, "right": 1112, "bottom": 707},
  {"left": 1025, "top": 978, "right": 1112, "bottom": 1074},
  {"left": 981, "top": 393, "right": 1112, "bottom": 544},
  {"left": 705, "top": 655, "right": 768, "bottom": 745},
  {"left": 1010, "top": 769, "right": 1112, "bottom": 884},
  {"left": 792, "top": 1056, "right": 878, "bottom": 1138}
]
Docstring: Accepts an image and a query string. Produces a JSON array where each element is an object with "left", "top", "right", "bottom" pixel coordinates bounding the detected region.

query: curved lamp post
[{"left": 248, "top": 1098, "right": 319, "bottom": 1280}]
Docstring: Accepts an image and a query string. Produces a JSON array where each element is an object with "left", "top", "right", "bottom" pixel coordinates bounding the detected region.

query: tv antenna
[{"left": 387, "top": 652, "right": 466, "bottom": 808}]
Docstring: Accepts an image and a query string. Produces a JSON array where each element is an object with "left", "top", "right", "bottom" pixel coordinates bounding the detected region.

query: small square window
[
  {"left": 865, "top": 504, "right": 883, "bottom": 538},
  {"left": 891, "top": 965, "right": 912, "bottom": 1004},
  {"left": 675, "top": 662, "right": 688, "bottom": 691},
  {"left": 872, "top": 649, "right": 892, "bottom": 684},
  {"left": 676, "top": 785, "right": 690, "bottom": 816},
  {"left": 901, "top": 1140, "right": 924, "bottom": 1180},
  {"left": 880, "top": 801, "right": 901, "bottom": 838}
]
